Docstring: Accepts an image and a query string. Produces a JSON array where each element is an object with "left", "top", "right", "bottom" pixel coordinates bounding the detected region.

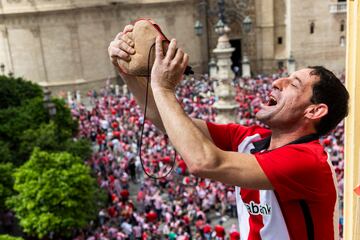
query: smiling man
[{"left": 108, "top": 25, "right": 349, "bottom": 240}]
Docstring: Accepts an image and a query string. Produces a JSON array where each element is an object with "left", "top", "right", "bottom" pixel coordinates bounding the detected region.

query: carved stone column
[{"left": 212, "top": 31, "right": 238, "bottom": 124}]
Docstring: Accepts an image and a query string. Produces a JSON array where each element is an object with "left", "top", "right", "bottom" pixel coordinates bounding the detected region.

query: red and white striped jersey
[{"left": 207, "top": 122, "right": 339, "bottom": 240}]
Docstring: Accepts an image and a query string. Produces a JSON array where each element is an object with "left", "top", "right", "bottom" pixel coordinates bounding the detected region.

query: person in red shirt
[
  {"left": 194, "top": 215, "right": 205, "bottom": 233},
  {"left": 107, "top": 206, "right": 117, "bottom": 218},
  {"left": 110, "top": 25, "right": 349, "bottom": 240},
  {"left": 230, "top": 231, "right": 240, "bottom": 240},
  {"left": 145, "top": 210, "right": 158, "bottom": 223},
  {"left": 202, "top": 220, "right": 212, "bottom": 240},
  {"left": 214, "top": 221, "right": 226, "bottom": 240},
  {"left": 177, "top": 159, "right": 187, "bottom": 175},
  {"left": 111, "top": 120, "right": 119, "bottom": 129}
]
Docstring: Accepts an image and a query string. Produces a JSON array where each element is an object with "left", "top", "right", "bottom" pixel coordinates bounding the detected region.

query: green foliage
[
  {"left": 19, "top": 122, "right": 70, "bottom": 160},
  {"left": 0, "top": 75, "right": 42, "bottom": 110},
  {"left": 0, "top": 97, "right": 78, "bottom": 166},
  {"left": 0, "top": 97, "right": 46, "bottom": 142},
  {"left": 52, "top": 98, "right": 78, "bottom": 139},
  {"left": 7, "top": 149, "right": 105, "bottom": 238},
  {"left": 0, "top": 235, "right": 23, "bottom": 240},
  {"left": 63, "top": 138, "right": 92, "bottom": 162},
  {"left": 0, "top": 74, "right": 99, "bottom": 237},
  {"left": 0, "top": 163, "right": 14, "bottom": 210},
  {"left": 19, "top": 122, "right": 90, "bottom": 163},
  {"left": 0, "top": 141, "right": 12, "bottom": 163}
]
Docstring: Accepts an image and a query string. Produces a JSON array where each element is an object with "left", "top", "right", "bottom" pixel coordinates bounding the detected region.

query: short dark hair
[{"left": 308, "top": 66, "right": 349, "bottom": 136}]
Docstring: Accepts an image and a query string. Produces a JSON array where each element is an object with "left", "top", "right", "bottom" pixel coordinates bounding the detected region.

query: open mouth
[{"left": 267, "top": 95, "right": 278, "bottom": 106}]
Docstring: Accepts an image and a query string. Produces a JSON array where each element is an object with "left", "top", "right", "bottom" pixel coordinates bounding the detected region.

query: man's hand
[
  {"left": 108, "top": 25, "right": 136, "bottom": 67},
  {"left": 151, "top": 36, "right": 189, "bottom": 92}
]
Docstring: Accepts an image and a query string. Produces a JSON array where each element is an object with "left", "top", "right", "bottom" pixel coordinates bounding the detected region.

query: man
[{"left": 108, "top": 25, "right": 349, "bottom": 239}]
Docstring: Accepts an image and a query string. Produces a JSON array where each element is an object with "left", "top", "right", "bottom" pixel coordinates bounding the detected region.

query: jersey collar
[{"left": 250, "top": 133, "right": 320, "bottom": 154}]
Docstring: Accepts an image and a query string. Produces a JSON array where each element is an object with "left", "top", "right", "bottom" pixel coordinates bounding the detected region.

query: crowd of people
[{"left": 68, "top": 72, "right": 345, "bottom": 239}]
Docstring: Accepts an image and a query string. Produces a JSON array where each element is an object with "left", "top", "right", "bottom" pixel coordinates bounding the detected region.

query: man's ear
[{"left": 304, "top": 103, "right": 328, "bottom": 120}]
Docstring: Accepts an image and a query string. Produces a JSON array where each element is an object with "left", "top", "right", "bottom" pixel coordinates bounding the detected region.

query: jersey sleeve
[
  {"left": 206, "top": 122, "right": 270, "bottom": 151},
  {"left": 254, "top": 143, "right": 332, "bottom": 201},
  {"left": 206, "top": 122, "right": 232, "bottom": 151}
]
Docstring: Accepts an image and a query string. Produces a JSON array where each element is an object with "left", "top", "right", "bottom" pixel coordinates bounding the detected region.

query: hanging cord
[{"left": 138, "top": 42, "right": 176, "bottom": 179}]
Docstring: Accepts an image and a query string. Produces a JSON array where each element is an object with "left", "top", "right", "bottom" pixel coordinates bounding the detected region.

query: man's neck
[{"left": 268, "top": 127, "right": 317, "bottom": 150}]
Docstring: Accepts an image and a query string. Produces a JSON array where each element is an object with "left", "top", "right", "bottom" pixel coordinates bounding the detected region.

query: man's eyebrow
[{"left": 293, "top": 75, "right": 303, "bottom": 85}]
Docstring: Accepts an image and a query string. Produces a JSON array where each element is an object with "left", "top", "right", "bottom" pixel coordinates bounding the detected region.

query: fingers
[
  {"left": 123, "top": 24, "right": 134, "bottom": 34},
  {"left": 120, "top": 33, "right": 134, "bottom": 48},
  {"left": 108, "top": 37, "right": 133, "bottom": 59},
  {"left": 173, "top": 48, "right": 184, "bottom": 64},
  {"left": 118, "top": 39, "right": 135, "bottom": 54},
  {"left": 109, "top": 46, "right": 131, "bottom": 62},
  {"left": 155, "top": 36, "right": 164, "bottom": 61},
  {"left": 108, "top": 25, "right": 136, "bottom": 66},
  {"left": 115, "top": 25, "right": 133, "bottom": 41},
  {"left": 181, "top": 53, "right": 189, "bottom": 70},
  {"left": 173, "top": 48, "right": 189, "bottom": 73},
  {"left": 165, "top": 39, "right": 177, "bottom": 62}
]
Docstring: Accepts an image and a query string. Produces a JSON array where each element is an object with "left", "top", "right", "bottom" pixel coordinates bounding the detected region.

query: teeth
[
  {"left": 270, "top": 96, "right": 276, "bottom": 102},
  {"left": 267, "top": 95, "right": 277, "bottom": 106}
]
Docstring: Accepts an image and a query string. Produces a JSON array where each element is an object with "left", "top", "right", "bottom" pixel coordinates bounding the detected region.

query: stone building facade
[
  {"left": 0, "top": 0, "right": 347, "bottom": 92},
  {"left": 285, "top": 0, "right": 347, "bottom": 74},
  {"left": 241, "top": 0, "right": 346, "bottom": 75},
  {"left": 0, "top": 0, "right": 203, "bottom": 92}
]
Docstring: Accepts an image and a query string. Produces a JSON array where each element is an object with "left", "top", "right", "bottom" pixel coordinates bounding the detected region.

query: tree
[
  {"left": 0, "top": 96, "right": 78, "bottom": 166},
  {"left": 0, "top": 163, "right": 14, "bottom": 210},
  {"left": 0, "top": 235, "right": 23, "bottom": 240},
  {"left": 19, "top": 122, "right": 91, "bottom": 163},
  {"left": 0, "top": 163, "right": 15, "bottom": 234},
  {"left": 0, "top": 141, "right": 12, "bottom": 163},
  {"left": 0, "top": 75, "right": 42, "bottom": 110},
  {"left": 7, "top": 149, "right": 105, "bottom": 239},
  {"left": 0, "top": 75, "right": 79, "bottom": 166},
  {"left": 62, "top": 138, "right": 92, "bottom": 162}
]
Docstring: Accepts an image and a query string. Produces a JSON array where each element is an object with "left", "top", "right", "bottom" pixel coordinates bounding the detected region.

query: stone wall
[
  {"left": 289, "top": 0, "right": 346, "bottom": 74},
  {"left": 0, "top": 0, "right": 202, "bottom": 93}
]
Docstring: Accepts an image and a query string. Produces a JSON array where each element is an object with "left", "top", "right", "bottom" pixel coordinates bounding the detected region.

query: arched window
[
  {"left": 340, "top": 20, "right": 345, "bottom": 32},
  {"left": 340, "top": 36, "right": 346, "bottom": 47},
  {"left": 310, "top": 22, "right": 315, "bottom": 34}
]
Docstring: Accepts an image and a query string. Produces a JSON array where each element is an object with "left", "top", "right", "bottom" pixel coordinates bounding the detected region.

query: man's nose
[{"left": 272, "top": 78, "right": 290, "bottom": 90}]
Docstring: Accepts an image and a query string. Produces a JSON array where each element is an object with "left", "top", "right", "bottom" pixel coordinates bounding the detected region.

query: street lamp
[
  {"left": 194, "top": 20, "right": 204, "bottom": 36},
  {"left": 242, "top": 16, "right": 252, "bottom": 33},
  {"left": 43, "top": 88, "right": 57, "bottom": 118},
  {"left": 214, "top": 19, "right": 225, "bottom": 36}
]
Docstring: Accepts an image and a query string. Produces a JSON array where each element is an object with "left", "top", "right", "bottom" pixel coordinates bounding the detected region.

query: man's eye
[{"left": 291, "top": 84, "right": 298, "bottom": 88}]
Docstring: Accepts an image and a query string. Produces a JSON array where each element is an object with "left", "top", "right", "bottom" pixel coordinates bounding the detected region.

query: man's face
[{"left": 256, "top": 68, "right": 319, "bottom": 129}]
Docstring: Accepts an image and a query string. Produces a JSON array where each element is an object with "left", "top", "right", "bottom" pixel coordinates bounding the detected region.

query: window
[
  {"left": 278, "top": 37, "right": 283, "bottom": 45},
  {"left": 310, "top": 22, "right": 315, "bottom": 34},
  {"left": 340, "top": 20, "right": 345, "bottom": 32},
  {"left": 340, "top": 36, "right": 345, "bottom": 47}
]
